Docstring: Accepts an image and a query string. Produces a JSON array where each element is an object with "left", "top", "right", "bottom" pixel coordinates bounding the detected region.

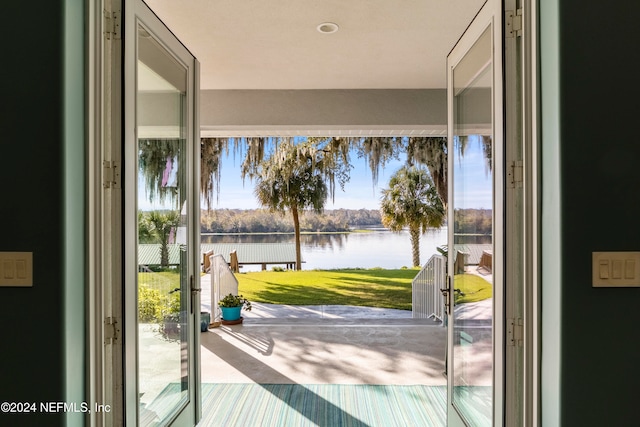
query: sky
[
  {"left": 209, "top": 149, "right": 406, "bottom": 210},
  {"left": 452, "top": 136, "right": 493, "bottom": 210},
  {"left": 139, "top": 137, "right": 493, "bottom": 211}
]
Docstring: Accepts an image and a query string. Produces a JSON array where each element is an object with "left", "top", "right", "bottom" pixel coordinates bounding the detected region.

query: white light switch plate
[
  {"left": 592, "top": 252, "right": 640, "bottom": 287},
  {"left": 0, "top": 252, "right": 33, "bottom": 287}
]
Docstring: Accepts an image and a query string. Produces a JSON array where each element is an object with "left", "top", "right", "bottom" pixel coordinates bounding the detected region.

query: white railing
[
  {"left": 209, "top": 254, "right": 239, "bottom": 323},
  {"left": 412, "top": 254, "right": 446, "bottom": 322}
]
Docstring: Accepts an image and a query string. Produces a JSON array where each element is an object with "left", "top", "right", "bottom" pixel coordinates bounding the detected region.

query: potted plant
[
  {"left": 218, "top": 293, "right": 252, "bottom": 321},
  {"left": 161, "top": 312, "right": 181, "bottom": 339},
  {"left": 200, "top": 311, "right": 211, "bottom": 332}
]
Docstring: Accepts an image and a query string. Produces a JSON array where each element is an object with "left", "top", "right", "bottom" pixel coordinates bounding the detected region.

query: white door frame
[
  {"left": 122, "top": 0, "right": 201, "bottom": 424},
  {"left": 87, "top": 0, "right": 201, "bottom": 425},
  {"left": 87, "top": 0, "right": 125, "bottom": 425},
  {"left": 445, "top": 0, "right": 539, "bottom": 425},
  {"left": 446, "top": 0, "right": 505, "bottom": 425}
]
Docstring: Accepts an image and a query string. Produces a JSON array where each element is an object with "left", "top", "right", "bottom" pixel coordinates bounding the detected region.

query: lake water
[{"left": 202, "top": 227, "right": 450, "bottom": 271}]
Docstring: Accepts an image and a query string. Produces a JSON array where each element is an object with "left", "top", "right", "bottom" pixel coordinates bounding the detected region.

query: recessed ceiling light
[{"left": 317, "top": 22, "right": 339, "bottom": 34}]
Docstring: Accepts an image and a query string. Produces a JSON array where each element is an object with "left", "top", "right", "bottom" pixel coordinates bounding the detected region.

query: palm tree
[
  {"left": 142, "top": 210, "right": 181, "bottom": 267},
  {"left": 138, "top": 211, "right": 155, "bottom": 243},
  {"left": 380, "top": 166, "right": 445, "bottom": 267},
  {"left": 250, "top": 140, "right": 336, "bottom": 270}
]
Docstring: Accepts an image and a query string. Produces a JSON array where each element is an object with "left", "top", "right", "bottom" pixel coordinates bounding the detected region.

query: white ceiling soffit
[
  {"left": 145, "top": 0, "right": 485, "bottom": 90},
  {"left": 200, "top": 126, "right": 447, "bottom": 138}
]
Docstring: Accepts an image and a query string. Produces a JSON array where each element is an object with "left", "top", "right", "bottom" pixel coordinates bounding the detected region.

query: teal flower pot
[
  {"left": 221, "top": 306, "right": 242, "bottom": 321},
  {"left": 200, "top": 312, "right": 210, "bottom": 332}
]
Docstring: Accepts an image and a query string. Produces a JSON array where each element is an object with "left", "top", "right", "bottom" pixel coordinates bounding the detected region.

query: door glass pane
[
  {"left": 451, "top": 26, "right": 493, "bottom": 427},
  {"left": 136, "top": 23, "right": 190, "bottom": 425}
]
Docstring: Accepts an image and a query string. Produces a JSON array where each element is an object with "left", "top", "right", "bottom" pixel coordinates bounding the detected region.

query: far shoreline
[{"left": 201, "top": 228, "right": 385, "bottom": 236}]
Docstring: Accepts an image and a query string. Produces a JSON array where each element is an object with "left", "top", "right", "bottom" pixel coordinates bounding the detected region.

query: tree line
[
  {"left": 200, "top": 208, "right": 382, "bottom": 234},
  {"left": 140, "top": 208, "right": 490, "bottom": 236},
  {"left": 454, "top": 208, "right": 492, "bottom": 235}
]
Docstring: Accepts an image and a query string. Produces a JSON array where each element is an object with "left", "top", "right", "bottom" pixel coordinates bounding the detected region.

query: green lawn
[
  {"left": 453, "top": 273, "right": 493, "bottom": 304},
  {"left": 236, "top": 268, "right": 419, "bottom": 310},
  {"left": 139, "top": 269, "right": 181, "bottom": 294},
  {"left": 137, "top": 267, "right": 493, "bottom": 311}
]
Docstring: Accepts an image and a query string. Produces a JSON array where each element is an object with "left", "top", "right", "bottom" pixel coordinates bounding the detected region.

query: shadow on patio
[{"left": 199, "top": 319, "right": 449, "bottom": 426}]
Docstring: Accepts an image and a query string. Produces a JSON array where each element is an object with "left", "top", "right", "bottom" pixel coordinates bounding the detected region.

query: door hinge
[
  {"left": 104, "top": 10, "right": 121, "bottom": 40},
  {"left": 103, "top": 160, "right": 120, "bottom": 189},
  {"left": 508, "top": 160, "right": 523, "bottom": 188},
  {"left": 105, "top": 317, "right": 120, "bottom": 345},
  {"left": 506, "top": 9, "right": 523, "bottom": 38},
  {"left": 507, "top": 318, "right": 524, "bottom": 346}
]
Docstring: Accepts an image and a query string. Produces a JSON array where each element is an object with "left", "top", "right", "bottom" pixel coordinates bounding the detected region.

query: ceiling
[{"left": 145, "top": 0, "right": 486, "bottom": 91}]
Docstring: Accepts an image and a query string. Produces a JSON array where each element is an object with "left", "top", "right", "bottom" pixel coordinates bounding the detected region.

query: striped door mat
[{"left": 194, "top": 383, "right": 447, "bottom": 427}]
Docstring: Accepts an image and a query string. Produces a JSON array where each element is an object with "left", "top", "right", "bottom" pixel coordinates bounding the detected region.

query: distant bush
[
  {"left": 166, "top": 291, "right": 181, "bottom": 315},
  {"left": 138, "top": 284, "right": 181, "bottom": 323},
  {"left": 138, "top": 285, "right": 164, "bottom": 322},
  {"left": 271, "top": 266, "right": 285, "bottom": 272}
]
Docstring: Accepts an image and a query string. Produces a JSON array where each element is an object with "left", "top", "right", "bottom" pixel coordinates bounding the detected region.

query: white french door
[
  {"left": 445, "top": 0, "right": 527, "bottom": 425},
  {"left": 123, "top": 1, "right": 201, "bottom": 425},
  {"left": 445, "top": 0, "right": 509, "bottom": 425}
]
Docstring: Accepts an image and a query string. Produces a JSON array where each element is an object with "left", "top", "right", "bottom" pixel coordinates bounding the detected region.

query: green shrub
[
  {"left": 164, "top": 290, "right": 181, "bottom": 316},
  {"left": 139, "top": 284, "right": 181, "bottom": 323},
  {"left": 138, "top": 285, "right": 164, "bottom": 322}
]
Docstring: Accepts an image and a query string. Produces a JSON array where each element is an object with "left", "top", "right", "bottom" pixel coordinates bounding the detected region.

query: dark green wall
[
  {"left": 559, "top": 1, "right": 640, "bottom": 425},
  {"left": 0, "top": 1, "right": 84, "bottom": 426}
]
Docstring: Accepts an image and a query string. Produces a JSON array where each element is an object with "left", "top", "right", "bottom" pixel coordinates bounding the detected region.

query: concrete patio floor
[
  {"left": 200, "top": 319, "right": 448, "bottom": 386},
  {"left": 199, "top": 273, "right": 490, "bottom": 387}
]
